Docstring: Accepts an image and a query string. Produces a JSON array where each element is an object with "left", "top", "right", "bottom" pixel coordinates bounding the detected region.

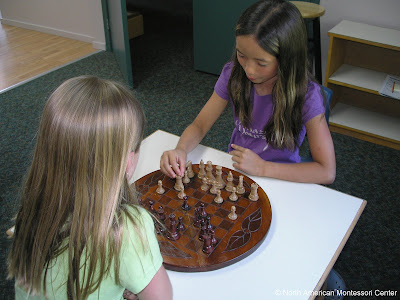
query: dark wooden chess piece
[
  {"left": 149, "top": 200, "right": 156, "bottom": 214},
  {"left": 199, "top": 203, "right": 207, "bottom": 218},
  {"left": 199, "top": 223, "right": 207, "bottom": 241},
  {"left": 210, "top": 229, "right": 217, "bottom": 246},
  {"left": 177, "top": 216, "right": 185, "bottom": 232},
  {"left": 157, "top": 205, "right": 165, "bottom": 223},
  {"left": 167, "top": 213, "right": 180, "bottom": 241},
  {"left": 181, "top": 196, "right": 191, "bottom": 211},
  {"left": 202, "top": 234, "right": 213, "bottom": 254}
]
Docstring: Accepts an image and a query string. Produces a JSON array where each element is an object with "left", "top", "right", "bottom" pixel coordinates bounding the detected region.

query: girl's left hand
[{"left": 230, "top": 144, "right": 265, "bottom": 176}]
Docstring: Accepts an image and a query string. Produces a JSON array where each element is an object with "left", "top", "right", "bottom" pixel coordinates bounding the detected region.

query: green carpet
[{"left": 1, "top": 14, "right": 399, "bottom": 299}]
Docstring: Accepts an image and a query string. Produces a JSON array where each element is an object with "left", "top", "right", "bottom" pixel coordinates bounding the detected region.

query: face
[{"left": 236, "top": 35, "right": 278, "bottom": 87}]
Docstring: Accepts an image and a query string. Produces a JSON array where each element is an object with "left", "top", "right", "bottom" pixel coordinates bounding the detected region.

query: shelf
[
  {"left": 328, "top": 64, "right": 387, "bottom": 94},
  {"left": 329, "top": 103, "right": 400, "bottom": 142}
]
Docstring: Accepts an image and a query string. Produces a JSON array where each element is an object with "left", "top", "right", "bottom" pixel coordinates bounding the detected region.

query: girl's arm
[
  {"left": 137, "top": 265, "right": 172, "bottom": 300},
  {"left": 231, "top": 113, "right": 336, "bottom": 184},
  {"left": 160, "top": 91, "right": 228, "bottom": 178}
]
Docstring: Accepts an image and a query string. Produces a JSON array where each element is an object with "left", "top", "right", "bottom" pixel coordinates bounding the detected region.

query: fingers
[
  {"left": 231, "top": 143, "right": 245, "bottom": 151},
  {"left": 160, "top": 150, "right": 186, "bottom": 178}
]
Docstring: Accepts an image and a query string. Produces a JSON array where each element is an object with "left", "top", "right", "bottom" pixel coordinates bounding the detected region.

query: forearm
[
  {"left": 261, "top": 160, "right": 336, "bottom": 184},
  {"left": 175, "top": 122, "right": 207, "bottom": 155}
]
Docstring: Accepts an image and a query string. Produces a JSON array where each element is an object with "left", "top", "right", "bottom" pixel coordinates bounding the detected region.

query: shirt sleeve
[
  {"left": 302, "top": 81, "right": 325, "bottom": 124},
  {"left": 214, "top": 62, "right": 234, "bottom": 101},
  {"left": 119, "top": 206, "right": 163, "bottom": 294}
]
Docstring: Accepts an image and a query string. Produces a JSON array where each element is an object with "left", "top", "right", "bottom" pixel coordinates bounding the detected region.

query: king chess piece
[
  {"left": 215, "top": 165, "right": 225, "bottom": 189},
  {"left": 249, "top": 183, "right": 259, "bottom": 201}
]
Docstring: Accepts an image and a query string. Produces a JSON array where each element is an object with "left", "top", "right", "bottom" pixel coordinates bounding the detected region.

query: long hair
[
  {"left": 228, "top": 0, "right": 310, "bottom": 150},
  {"left": 8, "top": 76, "right": 146, "bottom": 299}
]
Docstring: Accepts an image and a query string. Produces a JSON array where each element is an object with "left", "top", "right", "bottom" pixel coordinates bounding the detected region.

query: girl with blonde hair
[
  {"left": 161, "top": 0, "right": 335, "bottom": 184},
  {"left": 8, "top": 76, "right": 172, "bottom": 300}
]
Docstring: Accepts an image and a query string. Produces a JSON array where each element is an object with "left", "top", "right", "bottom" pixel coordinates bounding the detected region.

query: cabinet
[{"left": 325, "top": 20, "right": 400, "bottom": 150}]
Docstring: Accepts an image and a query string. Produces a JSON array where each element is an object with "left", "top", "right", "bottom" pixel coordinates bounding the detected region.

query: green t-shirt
[{"left": 15, "top": 206, "right": 163, "bottom": 300}]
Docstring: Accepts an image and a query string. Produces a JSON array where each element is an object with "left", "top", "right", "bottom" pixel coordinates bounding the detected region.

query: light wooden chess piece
[
  {"left": 201, "top": 177, "right": 209, "bottom": 191},
  {"left": 248, "top": 183, "right": 259, "bottom": 201},
  {"left": 174, "top": 175, "right": 184, "bottom": 191},
  {"left": 186, "top": 160, "right": 195, "bottom": 178},
  {"left": 215, "top": 165, "right": 225, "bottom": 189},
  {"left": 183, "top": 170, "right": 190, "bottom": 184},
  {"left": 205, "top": 161, "right": 216, "bottom": 184},
  {"left": 229, "top": 187, "right": 238, "bottom": 202},
  {"left": 228, "top": 206, "right": 237, "bottom": 220},
  {"left": 214, "top": 190, "right": 223, "bottom": 204},
  {"left": 210, "top": 180, "right": 219, "bottom": 194},
  {"left": 198, "top": 159, "right": 206, "bottom": 179},
  {"left": 236, "top": 175, "right": 245, "bottom": 194},
  {"left": 225, "top": 171, "right": 234, "bottom": 192},
  {"left": 156, "top": 180, "right": 165, "bottom": 194},
  {"left": 178, "top": 186, "right": 186, "bottom": 199}
]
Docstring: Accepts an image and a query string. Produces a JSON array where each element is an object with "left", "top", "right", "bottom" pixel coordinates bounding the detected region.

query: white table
[{"left": 131, "top": 130, "right": 366, "bottom": 300}]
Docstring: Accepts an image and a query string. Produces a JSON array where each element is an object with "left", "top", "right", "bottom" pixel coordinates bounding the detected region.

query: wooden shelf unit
[{"left": 325, "top": 20, "right": 400, "bottom": 150}]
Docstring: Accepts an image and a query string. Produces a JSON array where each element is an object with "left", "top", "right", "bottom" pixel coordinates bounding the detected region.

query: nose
[{"left": 244, "top": 61, "right": 255, "bottom": 76}]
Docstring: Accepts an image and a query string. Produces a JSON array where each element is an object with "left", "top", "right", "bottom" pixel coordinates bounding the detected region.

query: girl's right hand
[{"left": 160, "top": 149, "right": 187, "bottom": 178}]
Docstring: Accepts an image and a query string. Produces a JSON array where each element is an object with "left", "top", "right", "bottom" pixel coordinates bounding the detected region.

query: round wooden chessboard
[{"left": 134, "top": 164, "right": 272, "bottom": 272}]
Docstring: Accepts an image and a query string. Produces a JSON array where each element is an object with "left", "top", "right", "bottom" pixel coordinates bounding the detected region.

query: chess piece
[
  {"left": 156, "top": 180, "right": 165, "bottom": 194},
  {"left": 205, "top": 161, "right": 216, "bottom": 184},
  {"left": 201, "top": 177, "right": 209, "bottom": 191},
  {"left": 181, "top": 196, "right": 191, "bottom": 211},
  {"left": 158, "top": 206, "right": 165, "bottom": 223},
  {"left": 229, "top": 187, "right": 238, "bottom": 202},
  {"left": 178, "top": 186, "right": 186, "bottom": 199},
  {"left": 236, "top": 175, "right": 245, "bottom": 194},
  {"left": 182, "top": 170, "right": 190, "bottom": 184},
  {"left": 186, "top": 161, "right": 195, "bottom": 178},
  {"left": 215, "top": 165, "right": 225, "bottom": 189},
  {"left": 168, "top": 214, "right": 180, "bottom": 241},
  {"left": 202, "top": 234, "right": 213, "bottom": 254},
  {"left": 193, "top": 208, "right": 201, "bottom": 227},
  {"left": 209, "top": 180, "right": 219, "bottom": 194},
  {"left": 177, "top": 216, "right": 185, "bottom": 232},
  {"left": 210, "top": 229, "right": 217, "bottom": 246},
  {"left": 149, "top": 200, "right": 156, "bottom": 214},
  {"left": 199, "top": 203, "right": 207, "bottom": 218},
  {"left": 225, "top": 171, "right": 234, "bottom": 192},
  {"left": 249, "top": 183, "right": 259, "bottom": 201},
  {"left": 198, "top": 159, "right": 206, "bottom": 179},
  {"left": 228, "top": 206, "right": 238, "bottom": 221},
  {"left": 214, "top": 190, "right": 223, "bottom": 204},
  {"left": 199, "top": 223, "right": 207, "bottom": 241},
  {"left": 174, "top": 175, "right": 184, "bottom": 191}
]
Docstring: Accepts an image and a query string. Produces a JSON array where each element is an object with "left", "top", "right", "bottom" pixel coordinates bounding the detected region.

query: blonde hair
[{"left": 8, "top": 76, "right": 145, "bottom": 299}]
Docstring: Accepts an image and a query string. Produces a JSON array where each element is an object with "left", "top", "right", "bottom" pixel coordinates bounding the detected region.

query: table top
[
  {"left": 290, "top": 1, "right": 325, "bottom": 19},
  {"left": 131, "top": 130, "right": 366, "bottom": 300}
]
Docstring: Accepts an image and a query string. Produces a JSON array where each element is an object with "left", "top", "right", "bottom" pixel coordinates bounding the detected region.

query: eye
[
  {"left": 258, "top": 63, "right": 267, "bottom": 67},
  {"left": 236, "top": 51, "right": 245, "bottom": 59}
]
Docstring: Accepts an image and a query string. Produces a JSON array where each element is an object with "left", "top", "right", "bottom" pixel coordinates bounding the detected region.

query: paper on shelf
[{"left": 379, "top": 75, "right": 400, "bottom": 100}]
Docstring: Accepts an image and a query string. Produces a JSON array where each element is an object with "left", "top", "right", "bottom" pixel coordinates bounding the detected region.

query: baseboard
[
  {"left": 1, "top": 18, "right": 98, "bottom": 45},
  {"left": 92, "top": 41, "right": 106, "bottom": 50}
]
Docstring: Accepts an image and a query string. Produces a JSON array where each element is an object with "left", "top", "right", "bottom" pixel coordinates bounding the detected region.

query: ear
[{"left": 126, "top": 151, "right": 139, "bottom": 181}]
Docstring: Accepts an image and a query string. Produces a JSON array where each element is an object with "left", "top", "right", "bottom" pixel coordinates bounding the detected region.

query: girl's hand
[
  {"left": 160, "top": 148, "right": 187, "bottom": 178},
  {"left": 230, "top": 144, "right": 265, "bottom": 176}
]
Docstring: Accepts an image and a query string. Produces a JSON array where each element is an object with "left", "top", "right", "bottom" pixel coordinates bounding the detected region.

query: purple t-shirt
[{"left": 215, "top": 62, "right": 324, "bottom": 163}]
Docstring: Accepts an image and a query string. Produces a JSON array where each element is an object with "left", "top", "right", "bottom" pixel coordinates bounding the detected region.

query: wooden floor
[{"left": 0, "top": 23, "right": 98, "bottom": 92}]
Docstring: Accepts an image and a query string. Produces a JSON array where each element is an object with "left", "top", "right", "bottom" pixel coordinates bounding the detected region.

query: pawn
[
  {"left": 186, "top": 161, "right": 195, "bottom": 178},
  {"left": 202, "top": 234, "right": 213, "bottom": 254},
  {"left": 193, "top": 208, "right": 201, "bottom": 227},
  {"left": 214, "top": 190, "right": 223, "bottom": 204},
  {"left": 229, "top": 187, "right": 238, "bottom": 202},
  {"left": 210, "top": 229, "right": 217, "bottom": 246},
  {"left": 198, "top": 159, "right": 206, "bottom": 179},
  {"left": 199, "top": 203, "right": 207, "bottom": 218},
  {"left": 236, "top": 175, "right": 245, "bottom": 194},
  {"left": 174, "top": 175, "right": 184, "bottom": 191},
  {"left": 225, "top": 171, "right": 234, "bottom": 192},
  {"left": 249, "top": 183, "right": 259, "bottom": 201},
  {"left": 201, "top": 177, "right": 209, "bottom": 192},
  {"left": 149, "top": 200, "right": 156, "bottom": 214},
  {"left": 177, "top": 216, "right": 185, "bottom": 232},
  {"left": 228, "top": 206, "right": 238, "bottom": 221},
  {"left": 178, "top": 186, "right": 186, "bottom": 199},
  {"left": 156, "top": 180, "right": 165, "bottom": 194},
  {"left": 168, "top": 214, "right": 180, "bottom": 241},
  {"left": 158, "top": 206, "right": 165, "bottom": 223},
  {"left": 182, "top": 170, "right": 190, "bottom": 184},
  {"left": 209, "top": 180, "right": 219, "bottom": 194},
  {"left": 181, "top": 196, "right": 191, "bottom": 211}
]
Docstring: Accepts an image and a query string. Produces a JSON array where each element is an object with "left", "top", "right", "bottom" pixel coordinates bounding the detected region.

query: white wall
[
  {"left": 0, "top": 0, "right": 105, "bottom": 50},
  {"left": 320, "top": 0, "right": 400, "bottom": 82}
]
